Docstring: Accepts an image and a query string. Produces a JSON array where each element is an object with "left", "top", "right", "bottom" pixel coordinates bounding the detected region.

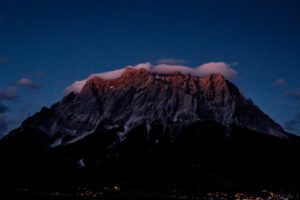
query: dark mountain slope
[{"left": 0, "top": 120, "right": 299, "bottom": 192}]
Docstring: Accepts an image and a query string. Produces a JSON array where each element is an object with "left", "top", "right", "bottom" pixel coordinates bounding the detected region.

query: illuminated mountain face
[{"left": 18, "top": 68, "right": 285, "bottom": 147}]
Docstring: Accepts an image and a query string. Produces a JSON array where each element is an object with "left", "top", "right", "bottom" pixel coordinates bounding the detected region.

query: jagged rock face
[{"left": 22, "top": 68, "right": 285, "bottom": 146}]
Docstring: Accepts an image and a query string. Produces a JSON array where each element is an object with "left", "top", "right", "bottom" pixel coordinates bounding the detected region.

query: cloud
[
  {"left": 65, "top": 61, "right": 237, "bottom": 94},
  {"left": 33, "top": 72, "right": 44, "bottom": 77},
  {"left": 0, "top": 87, "right": 18, "bottom": 100},
  {"left": 196, "top": 62, "right": 237, "bottom": 80},
  {"left": 284, "top": 113, "right": 300, "bottom": 132},
  {"left": 15, "top": 78, "right": 42, "bottom": 89},
  {"left": 0, "top": 57, "right": 10, "bottom": 64},
  {"left": 284, "top": 89, "right": 300, "bottom": 133},
  {"left": 0, "top": 114, "right": 8, "bottom": 137},
  {"left": 284, "top": 120, "right": 299, "bottom": 132},
  {"left": 0, "top": 103, "right": 9, "bottom": 113},
  {"left": 157, "top": 58, "right": 186, "bottom": 64},
  {"left": 6, "top": 117, "right": 21, "bottom": 125},
  {"left": 150, "top": 62, "right": 237, "bottom": 79},
  {"left": 65, "top": 79, "right": 87, "bottom": 95},
  {"left": 284, "top": 88, "right": 300, "bottom": 101},
  {"left": 273, "top": 78, "right": 286, "bottom": 86},
  {"left": 232, "top": 62, "right": 239, "bottom": 66},
  {"left": 296, "top": 112, "right": 300, "bottom": 120},
  {"left": 0, "top": 115, "right": 20, "bottom": 138}
]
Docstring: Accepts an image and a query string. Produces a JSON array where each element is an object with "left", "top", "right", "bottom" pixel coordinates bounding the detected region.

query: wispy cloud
[
  {"left": 157, "top": 58, "right": 186, "bottom": 64},
  {"left": 0, "top": 87, "right": 18, "bottom": 101},
  {"left": 284, "top": 88, "right": 300, "bottom": 101},
  {"left": 231, "top": 62, "right": 239, "bottom": 66},
  {"left": 65, "top": 61, "right": 238, "bottom": 94},
  {"left": 0, "top": 103, "right": 9, "bottom": 113},
  {"left": 284, "top": 120, "right": 299, "bottom": 131},
  {"left": 284, "top": 89, "right": 300, "bottom": 133},
  {"left": 0, "top": 114, "right": 20, "bottom": 138},
  {"left": 284, "top": 113, "right": 300, "bottom": 132},
  {"left": 33, "top": 72, "right": 44, "bottom": 77},
  {"left": 0, "top": 57, "right": 10, "bottom": 64},
  {"left": 273, "top": 78, "right": 286, "bottom": 86},
  {"left": 6, "top": 117, "right": 21, "bottom": 125},
  {"left": 15, "top": 78, "right": 42, "bottom": 89},
  {"left": 0, "top": 114, "right": 8, "bottom": 137}
]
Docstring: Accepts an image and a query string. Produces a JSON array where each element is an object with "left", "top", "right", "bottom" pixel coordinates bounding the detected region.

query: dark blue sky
[{"left": 0, "top": 0, "right": 299, "bottom": 136}]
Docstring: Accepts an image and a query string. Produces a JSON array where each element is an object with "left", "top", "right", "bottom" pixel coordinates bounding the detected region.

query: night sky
[{"left": 0, "top": 0, "right": 299, "bottom": 137}]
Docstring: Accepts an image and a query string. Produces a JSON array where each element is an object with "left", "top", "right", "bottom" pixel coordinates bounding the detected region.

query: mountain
[
  {"left": 20, "top": 67, "right": 285, "bottom": 147},
  {"left": 0, "top": 67, "right": 299, "bottom": 194}
]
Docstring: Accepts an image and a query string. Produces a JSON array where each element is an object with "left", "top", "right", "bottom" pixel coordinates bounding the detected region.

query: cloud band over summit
[{"left": 65, "top": 62, "right": 237, "bottom": 94}]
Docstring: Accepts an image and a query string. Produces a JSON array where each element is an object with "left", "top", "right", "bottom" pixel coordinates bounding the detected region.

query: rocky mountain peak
[
  {"left": 82, "top": 68, "right": 231, "bottom": 96},
  {"left": 13, "top": 69, "right": 287, "bottom": 147}
]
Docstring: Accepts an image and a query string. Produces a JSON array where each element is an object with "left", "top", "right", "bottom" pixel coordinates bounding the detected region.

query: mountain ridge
[{"left": 17, "top": 68, "right": 286, "bottom": 148}]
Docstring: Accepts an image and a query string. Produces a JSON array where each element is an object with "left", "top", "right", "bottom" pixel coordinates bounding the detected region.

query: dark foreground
[
  {"left": 2, "top": 188, "right": 300, "bottom": 200},
  {"left": 1, "top": 122, "right": 300, "bottom": 199}
]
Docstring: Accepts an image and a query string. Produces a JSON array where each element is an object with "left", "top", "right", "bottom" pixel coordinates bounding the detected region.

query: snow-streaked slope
[{"left": 21, "top": 67, "right": 286, "bottom": 147}]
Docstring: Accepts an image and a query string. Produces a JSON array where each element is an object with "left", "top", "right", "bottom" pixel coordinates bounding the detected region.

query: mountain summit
[{"left": 19, "top": 67, "right": 285, "bottom": 148}]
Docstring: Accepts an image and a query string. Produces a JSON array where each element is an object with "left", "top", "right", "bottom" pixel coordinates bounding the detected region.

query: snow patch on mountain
[
  {"left": 66, "top": 129, "right": 96, "bottom": 145},
  {"left": 77, "top": 159, "right": 85, "bottom": 168}
]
